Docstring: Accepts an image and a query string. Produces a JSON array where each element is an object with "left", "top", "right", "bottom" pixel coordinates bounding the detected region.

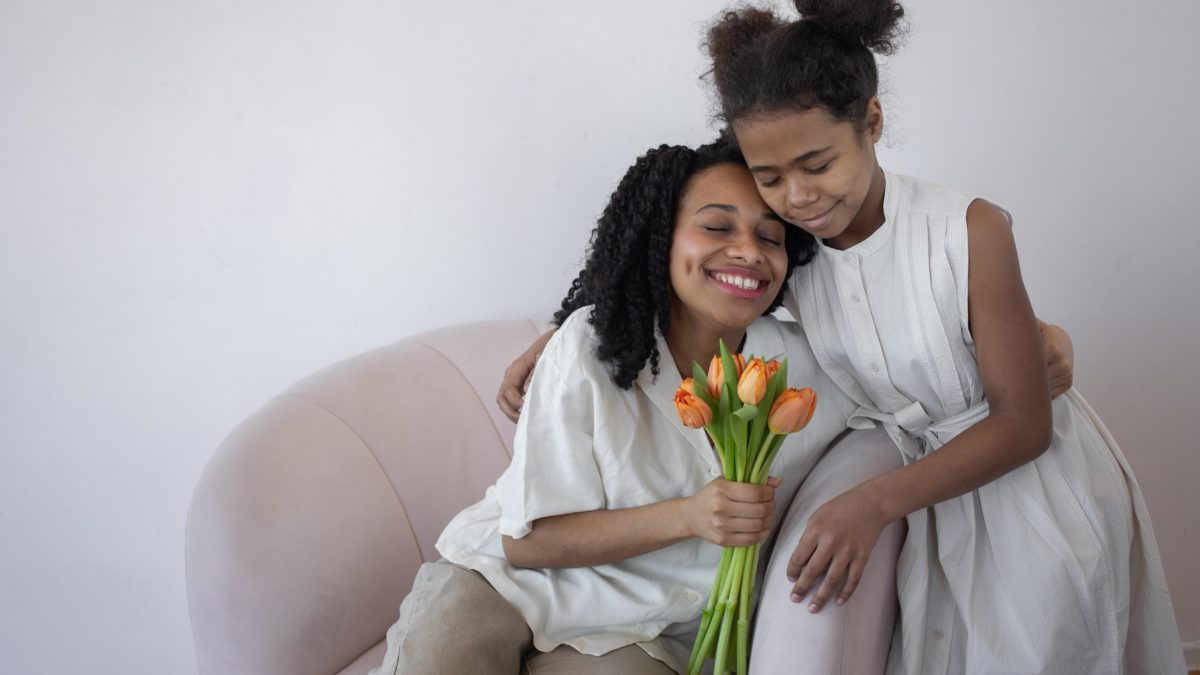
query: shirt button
[
  {"left": 870, "top": 362, "right": 880, "bottom": 373},
  {"left": 634, "top": 623, "right": 644, "bottom": 634},
  {"left": 933, "top": 629, "right": 945, "bottom": 640},
  {"left": 686, "top": 591, "right": 701, "bottom": 603},
  {"left": 850, "top": 293, "right": 861, "bottom": 303}
]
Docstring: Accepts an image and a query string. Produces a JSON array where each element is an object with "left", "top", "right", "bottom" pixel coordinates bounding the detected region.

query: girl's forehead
[{"left": 734, "top": 109, "right": 855, "bottom": 158}]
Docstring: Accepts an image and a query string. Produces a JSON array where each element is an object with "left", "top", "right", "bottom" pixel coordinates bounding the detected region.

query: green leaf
[
  {"left": 733, "top": 405, "right": 758, "bottom": 422},
  {"left": 719, "top": 339, "right": 740, "bottom": 408},
  {"left": 691, "top": 361, "right": 717, "bottom": 412}
]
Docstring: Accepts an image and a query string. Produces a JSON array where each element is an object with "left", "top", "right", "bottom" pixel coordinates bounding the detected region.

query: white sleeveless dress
[{"left": 784, "top": 171, "right": 1185, "bottom": 674}]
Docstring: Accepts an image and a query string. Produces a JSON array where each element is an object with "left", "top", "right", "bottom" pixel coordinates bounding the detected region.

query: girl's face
[
  {"left": 732, "top": 100, "right": 884, "bottom": 249},
  {"left": 668, "top": 162, "right": 789, "bottom": 334}
]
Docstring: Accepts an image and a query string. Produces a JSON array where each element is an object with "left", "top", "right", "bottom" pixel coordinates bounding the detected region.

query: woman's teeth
[{"left": 714, "top": 272, "right": 763, "bottom": 290}]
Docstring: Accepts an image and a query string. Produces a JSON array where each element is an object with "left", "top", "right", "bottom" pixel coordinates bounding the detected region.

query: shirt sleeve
[{"left": 495, "top": 325, "right": 607, "bottom": 539}]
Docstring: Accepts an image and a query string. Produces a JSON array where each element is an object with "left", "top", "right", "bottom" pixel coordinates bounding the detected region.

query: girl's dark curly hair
[
  {"left": 706, "top": 0, "right": 907, "bottom": 129},
  {"left": 553, "top": 136, "right": 816, "bottom": 390}
]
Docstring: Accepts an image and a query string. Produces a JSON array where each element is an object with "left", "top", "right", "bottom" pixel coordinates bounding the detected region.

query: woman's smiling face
[{"left": 668, "top": 162, "right": 790, "bottom": 334}]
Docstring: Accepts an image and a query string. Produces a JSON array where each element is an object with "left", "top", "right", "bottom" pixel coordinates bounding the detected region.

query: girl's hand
[
  {"left": 686, "top": 476, "right": 782, "bottom": 547},
  {"left": 1037, "top": 319, "right": 1075, "bottom": 398},
  {"left": 785, "top": 487, "right": 890, "bottom": 612},
  {"left": 497, "top": 329, "right": 556, "bottom": 422}
]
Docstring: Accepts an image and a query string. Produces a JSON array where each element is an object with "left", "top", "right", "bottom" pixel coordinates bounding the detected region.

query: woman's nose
[{"left": 727, "top": 229, "right": 765, "bottom": 264}]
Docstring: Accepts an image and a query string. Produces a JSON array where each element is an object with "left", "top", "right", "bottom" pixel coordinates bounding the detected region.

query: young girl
[
  {"left": 700, "top": 1, "right": 1184, "bottom": 672},
  {"left": 370, "top": 140, "right": 907, "bottom": 674}
]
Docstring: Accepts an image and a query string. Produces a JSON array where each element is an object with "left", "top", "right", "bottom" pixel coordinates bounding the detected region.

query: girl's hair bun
[
  {"left": 706, "top": 7, "right": 785, "bottom": 65},
  {"left": 793, "top": 0, "right": 906, "bottom": 55}
]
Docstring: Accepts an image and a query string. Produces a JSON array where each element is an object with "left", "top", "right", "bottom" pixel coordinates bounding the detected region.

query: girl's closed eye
[
  {"left": 758, "top": 176, "right": 781, "bottom": 188},
  {"left": 805, "top": 160, "right": 833, "bottom": 175}
]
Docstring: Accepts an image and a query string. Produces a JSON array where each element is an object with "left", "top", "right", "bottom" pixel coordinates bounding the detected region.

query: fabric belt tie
[{"left": 848, "top": 400, "right": 990, "bottom": 464}]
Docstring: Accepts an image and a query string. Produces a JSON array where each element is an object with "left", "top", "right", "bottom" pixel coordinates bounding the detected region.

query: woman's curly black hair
[
  {"left": 706, "top": 0, "right": 907, "bottom": 129},
  {"left": 552, "top": 136, "right": 816, "bottom": 390}
]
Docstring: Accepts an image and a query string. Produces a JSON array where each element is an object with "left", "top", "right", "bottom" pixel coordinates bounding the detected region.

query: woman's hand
[
  {"left": 785, "top": 486, "right": 891, "bottom": 612},
  {"left": 1037, "top": 319, "right": 1074, "bottom": 398},
  {"left": 686, "top": 477, "right": 782, "bottom": 547},
  {"left": 497, "top": 329, "right": 556, "bottom": 422}
]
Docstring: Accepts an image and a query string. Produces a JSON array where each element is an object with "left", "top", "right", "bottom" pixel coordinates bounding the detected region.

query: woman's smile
[{"left": 707, "top": 266, "right": 770, "bottom": 299}]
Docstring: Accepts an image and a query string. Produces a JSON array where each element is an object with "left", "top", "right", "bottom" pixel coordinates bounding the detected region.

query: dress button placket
[{"left": 838, "top": 253, "right": 886, "bottom": 385}]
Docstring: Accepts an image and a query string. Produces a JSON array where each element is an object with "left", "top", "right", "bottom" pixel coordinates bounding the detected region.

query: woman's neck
[{"left": 665, "top": 309, "right": 746, "bottom": 380}]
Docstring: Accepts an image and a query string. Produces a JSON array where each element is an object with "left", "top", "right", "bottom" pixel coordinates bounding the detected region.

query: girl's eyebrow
[{"left": 748, "top": 146, "right": 832, "bottom": 172}]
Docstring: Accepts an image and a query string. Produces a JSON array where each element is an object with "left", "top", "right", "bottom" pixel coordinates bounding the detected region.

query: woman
[{"left": 371, "top": 138, "right": 906, "bottom": 674}]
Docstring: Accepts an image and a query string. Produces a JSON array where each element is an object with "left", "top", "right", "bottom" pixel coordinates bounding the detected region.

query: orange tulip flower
[
  {"left": 737, "top": 359, "right": 768, "bottom": 405},
  {"left": 706, "top": 353, "right": 747, "bottom": 399},
  {"left": 768, "top": 387, "right": 817, "bottom": 434},
  {"left": 675, "top": 378, "right": 714, "bottom": 429},
  {"left": 764, "top": 359, "right": 781, "bottom": 380}
]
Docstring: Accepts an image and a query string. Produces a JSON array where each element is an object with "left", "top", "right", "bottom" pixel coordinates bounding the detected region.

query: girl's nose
[{"left": 785, "top": 177, "right": 818, "bottom": 211}]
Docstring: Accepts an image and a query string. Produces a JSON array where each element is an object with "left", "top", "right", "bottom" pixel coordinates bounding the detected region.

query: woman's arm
[
  {"left": 502, "top": 477, "right": 781, "bottom": 569},
  {"left": 786, "top": 199, "right": 1053, "bottom": 612}
]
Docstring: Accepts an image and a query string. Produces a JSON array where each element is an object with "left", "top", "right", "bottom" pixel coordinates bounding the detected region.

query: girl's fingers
[
  {"left": 808, "top": 554, "right": 849, "bottom": 612},
  {"left": 786, "top": 535, "right": 817, "bottom": 582},
  {"left": 497, "top": 387, "right": 524, "bottom": 422},
  {"left": 790, "top": 546, "right": 832, "bottom": 602},
  {"left": 836, "top": 561, "right": 866, "bottom": 606}
]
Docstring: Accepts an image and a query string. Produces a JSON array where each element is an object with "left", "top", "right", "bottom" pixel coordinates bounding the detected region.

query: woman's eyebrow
[
  {"left": 748, "top": 146, "right": 832, "bottom": 172},
  {"left": 695, "top": 203, "right": 737, "bottom": 215}
]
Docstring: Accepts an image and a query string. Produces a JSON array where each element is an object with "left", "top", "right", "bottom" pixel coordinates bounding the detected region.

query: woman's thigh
[
  {"left": 750, "top": 427, "right": 905, "bottom": 675},
  {"left": 523, "top": 644, "right": 676, "bottom": 675},
  {"left": 370, "top": 561, "right": 532, "bottom": 675}
]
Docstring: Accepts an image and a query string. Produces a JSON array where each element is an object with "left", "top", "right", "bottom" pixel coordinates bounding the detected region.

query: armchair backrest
[{"left": 185, "top": 319, "right": 547, "bottom": 675}]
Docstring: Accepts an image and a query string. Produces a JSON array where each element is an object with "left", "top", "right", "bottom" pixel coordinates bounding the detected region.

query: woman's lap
[{"left": 371, "top": 561, "right": 678, "bottom": 675}]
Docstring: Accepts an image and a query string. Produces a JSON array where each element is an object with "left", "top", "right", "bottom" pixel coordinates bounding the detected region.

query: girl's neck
[
  {"left": 665, "top": 308, "right": 746, "bottom": 380},
  {"left": 824, "top": 164, "right": 887, "bottom": 251}
]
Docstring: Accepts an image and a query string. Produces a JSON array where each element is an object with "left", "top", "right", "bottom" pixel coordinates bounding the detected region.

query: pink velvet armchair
[{"left": 185, "top": 319, "right": 548, "bottom": 675}]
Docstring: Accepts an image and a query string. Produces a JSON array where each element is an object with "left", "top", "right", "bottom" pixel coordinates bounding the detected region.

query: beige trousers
[{"left": 368, "top": 560, "right": 676, "bottom": 675}]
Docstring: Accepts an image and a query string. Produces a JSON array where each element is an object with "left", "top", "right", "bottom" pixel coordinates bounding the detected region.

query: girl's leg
[
  {"left": 749, "top": 427, "right": 905, "bottom": 675},
  {"left": 370, "top": 560, "right": 533, "bottom": 675},
  {"left": 523, "top": 644, "right": 677, "bottom": 674}
]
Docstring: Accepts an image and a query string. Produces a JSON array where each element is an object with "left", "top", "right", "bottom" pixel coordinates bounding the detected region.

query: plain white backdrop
[{"left": 1, "top": 1, "right": 1197, "bottom": 672}]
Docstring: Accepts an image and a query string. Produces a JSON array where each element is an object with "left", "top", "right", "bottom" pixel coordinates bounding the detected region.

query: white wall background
[{"left": 1, "top": 0, "right": 1196, "bottom": 672}]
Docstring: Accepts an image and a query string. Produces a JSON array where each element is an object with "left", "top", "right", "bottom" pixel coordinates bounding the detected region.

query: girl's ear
[{"left": 864, "top": 97, "right": 884, "bottom": 143}]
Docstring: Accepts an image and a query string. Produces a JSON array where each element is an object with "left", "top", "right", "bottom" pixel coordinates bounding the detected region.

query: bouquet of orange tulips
[{"left": 674, "top": 339, "right": 817, "bottom": 675}]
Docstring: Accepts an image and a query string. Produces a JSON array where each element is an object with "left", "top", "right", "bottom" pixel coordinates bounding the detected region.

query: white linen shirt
[{"left": 435, "top": 306, "right": 856, "bottom": 673}]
